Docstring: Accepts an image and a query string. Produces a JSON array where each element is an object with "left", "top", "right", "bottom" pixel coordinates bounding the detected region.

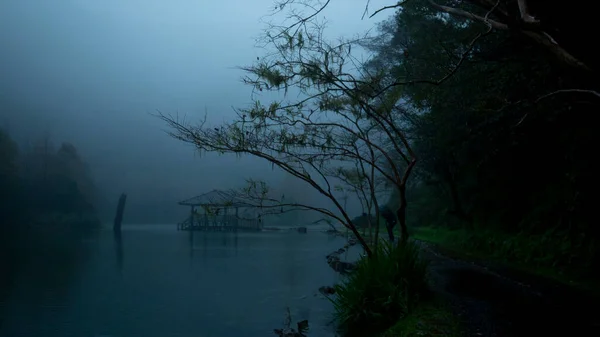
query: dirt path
[{"left": 418, "top": 241, "right": 600, "bottom": 336}]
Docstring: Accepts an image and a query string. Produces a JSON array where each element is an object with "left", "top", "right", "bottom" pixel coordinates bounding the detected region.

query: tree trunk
[
  {"left": 396, "top": 183, "right": 409, "bottom": 243},
  {"left": 373, "top": 202, "right": 381, "bottom": 250},
  {"left": 394, "top": 158, "right": 417, "bottom": 243},
  {"left": 348, "top": 221, "right": 373, "bottom": 257},
  {"left": 443, "top": 165, "right": 472, "bottom": 226}
]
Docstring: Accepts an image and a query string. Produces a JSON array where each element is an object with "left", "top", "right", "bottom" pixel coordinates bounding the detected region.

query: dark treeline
[
  {"left": 331, "top": 1, "right": 599, "bottom": 334},
  {"left": 1, "top": 129, "right": 101, "bottom": 293},
  {"left": 0, "top": 129, "right": 101, "bottom": 228},
  {"left": 371, "top": 0, "right": 597, "bottom": 278}
]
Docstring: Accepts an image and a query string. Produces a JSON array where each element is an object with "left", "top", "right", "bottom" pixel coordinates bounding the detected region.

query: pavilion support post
[
  {"left": 235, "top": 207, "right": 239, "bottom": 231},
  {"left": 190, "top": 206, "right": 195, "bottom": 229}
]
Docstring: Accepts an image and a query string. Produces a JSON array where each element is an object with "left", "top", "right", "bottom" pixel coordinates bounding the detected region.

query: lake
[{"left": 0, "top": 224, "right": 359, "bottom": 337}]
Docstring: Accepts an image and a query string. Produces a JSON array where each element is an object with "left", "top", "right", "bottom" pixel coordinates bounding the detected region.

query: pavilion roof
[{"left": 178, "top": 189, "right": 248, "bottom": 207}]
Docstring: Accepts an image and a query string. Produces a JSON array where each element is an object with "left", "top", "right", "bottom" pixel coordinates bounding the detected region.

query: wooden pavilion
[{"left": 177, "top": 189, "right": 263, "bottom": 231}]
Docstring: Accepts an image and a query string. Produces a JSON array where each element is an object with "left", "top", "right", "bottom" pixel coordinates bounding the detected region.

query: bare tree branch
[
  {"left": 535, "top": 89, "right": 600, "bottom": 102},
  {"left": 368, "top": 0, "right": 413, "bottom": 19},
  {"left": 426, "top": 0, "right": 590, "bottom": 71}
]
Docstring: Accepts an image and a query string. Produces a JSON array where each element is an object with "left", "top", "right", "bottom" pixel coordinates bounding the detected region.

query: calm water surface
[{"left": 0, "top": 224, "right": 359, "bottom": 337}]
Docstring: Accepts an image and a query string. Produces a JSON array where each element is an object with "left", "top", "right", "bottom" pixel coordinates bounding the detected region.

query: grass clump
[
  {"left": 381, "top": 300, "right": 462, "bottom": 337},
  {"left": 331, "top": 240, "right": 429, "bottom": 336}
]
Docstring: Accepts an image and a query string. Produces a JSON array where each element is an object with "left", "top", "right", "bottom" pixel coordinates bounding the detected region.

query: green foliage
[
  {"left": 331, "top": 240, "right": 429, "bottom": 336},
  {"left": 366, "top": 0, "right": 598, "bottom": 278},
  {"left": 413, "top": 226, "right": 600, "bottom": 281},
  {"left": 381, "top": 300, "right": 462, "bottom": 337}
]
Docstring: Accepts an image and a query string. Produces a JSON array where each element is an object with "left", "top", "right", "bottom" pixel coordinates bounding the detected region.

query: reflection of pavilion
[{"left": 176, "top": 189, "right": 263, "bottom": 231}]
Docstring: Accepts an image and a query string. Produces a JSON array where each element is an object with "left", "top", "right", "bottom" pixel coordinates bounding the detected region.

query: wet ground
[{"left": 419, "top": 241, "right": 600, "bottom": 336}]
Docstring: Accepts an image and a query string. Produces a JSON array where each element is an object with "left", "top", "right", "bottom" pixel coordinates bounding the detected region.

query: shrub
[{"left": 331, "top": 240, "right": 429, "bottom": 336}]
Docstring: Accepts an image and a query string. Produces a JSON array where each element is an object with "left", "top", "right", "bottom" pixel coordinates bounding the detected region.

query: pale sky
[{"left": 0, "top": 0, "right": 391, "bottom": 222}]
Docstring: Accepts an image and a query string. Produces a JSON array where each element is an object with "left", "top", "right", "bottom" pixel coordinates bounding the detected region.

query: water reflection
[
  {"left": 188, "top": 231, "right": 240, "bottom": 259},
  {"left": 114, "top": 230, "right": 124, "bottom": 273},
  {"left": 1, "top": 226, "right": 346, "bottom": 337},
  {"left": 283, "top": 234, "right": 299, "bottom": 288},
  {"left": 188, "top": 230, "right": 194, "bottom": 260},
  {"left": 234, "top": 232, "right": 238, "bottom": 256},
  {"left": 0, "top": 228, "right": 96, "bottom": 337}
]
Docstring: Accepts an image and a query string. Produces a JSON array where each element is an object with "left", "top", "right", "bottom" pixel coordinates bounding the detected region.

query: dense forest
[
  {"left": 0, "top": 129, "right": 100, "bottom": 227},
  {"left": 0, "top": 129, "right": 100, "bottom": 289},
  {"left": 369, "top": 0, "right": 597, "bottom": 280},
  {"left": 336, "top": 1, "right": 598, "bottom": 334}
]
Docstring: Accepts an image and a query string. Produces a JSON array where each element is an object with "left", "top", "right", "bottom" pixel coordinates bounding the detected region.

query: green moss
[
  {"left": 381, "top": 300, "right": 462, "bottom": 337},
  {"left": 411, "top": 226, "right": 600, "bottom": 295}
]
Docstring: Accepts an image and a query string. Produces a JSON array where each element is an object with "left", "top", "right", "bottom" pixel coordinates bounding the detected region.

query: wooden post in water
[
  {"left": 113, "top": 193, "right": 127, "bottom": 233},
  {"left": 257, "top": 214, "right": 262, "bottom": 231}
]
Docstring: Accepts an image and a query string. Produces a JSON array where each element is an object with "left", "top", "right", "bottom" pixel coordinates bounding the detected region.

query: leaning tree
[{"left": 158, "top": 1, "right": 418, "bottom": 256}]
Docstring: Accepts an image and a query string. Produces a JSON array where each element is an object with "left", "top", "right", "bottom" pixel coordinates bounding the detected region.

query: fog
[{"left": 0, "top": 0, "right": 380, "bottom": 224}]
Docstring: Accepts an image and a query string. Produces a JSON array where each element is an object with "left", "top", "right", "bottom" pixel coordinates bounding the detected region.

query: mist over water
[
  {"left": 0, "top": 225, "right": 360, "bottom": 337},
  {"left": 0, "top": 1, "right": 377, "bottom": 335},
  {"left": 0, "top": 0, "right": 373, "bottom": 224}
]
